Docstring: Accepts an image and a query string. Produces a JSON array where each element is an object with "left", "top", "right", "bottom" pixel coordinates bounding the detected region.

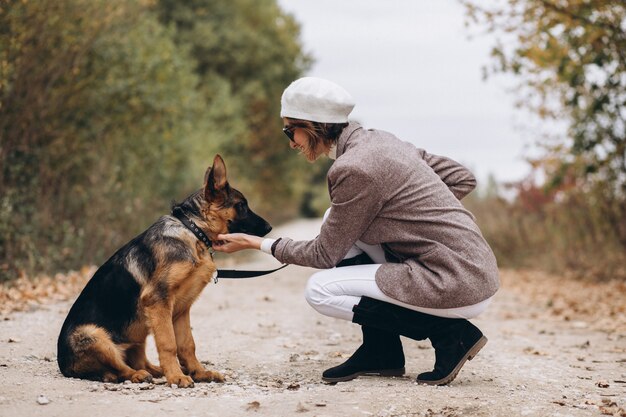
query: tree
[
  {"left": 462, "top": 0, "right": 626, "bottom": 274},
  {"left": 0, "top": 0, "right": 317, "bottom": 280},
  {"left": 463, "top": 0, "right": 625, "bottom": 190},
  {"left": 0, "top": 0, "right": 208, "bottom": 279},
  {"left": 156, "top": 0, "right": 314, "bottom": 220}
]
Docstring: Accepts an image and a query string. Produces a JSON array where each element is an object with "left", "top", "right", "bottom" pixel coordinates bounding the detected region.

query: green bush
[{"left": 0, "top": 0, "right": 316, "bottom": 281}]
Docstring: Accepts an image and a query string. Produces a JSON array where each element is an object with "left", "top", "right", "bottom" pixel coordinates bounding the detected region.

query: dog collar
[
  {"left": 171, "top": 206, "right": 214, "bottom": 254},
  {"left": 171, "top": 206, "right": 288, "bottom": 284}
]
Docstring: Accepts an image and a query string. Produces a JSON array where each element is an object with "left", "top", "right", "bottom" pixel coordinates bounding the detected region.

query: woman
[{"left": 213, "top": 77, "right": 499, "bottom": 386}]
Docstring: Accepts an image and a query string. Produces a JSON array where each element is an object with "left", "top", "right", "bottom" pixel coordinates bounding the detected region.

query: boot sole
[
  {"left": 322, "top": 367, "right": 406, "bottom": 383},
  {"left": 416, "top": 335, "right": 488, "bottom": 386}
]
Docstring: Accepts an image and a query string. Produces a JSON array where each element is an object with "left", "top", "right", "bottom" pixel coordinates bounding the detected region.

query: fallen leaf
[
  {"left": 246, "top": 401, "right": 260, "bottom": 411},
  {"left": 598, "top": 403, "right": 626, "bottom": 416},
  {"left": 523, "top": 347, "right": 547, "bottom": 356}
]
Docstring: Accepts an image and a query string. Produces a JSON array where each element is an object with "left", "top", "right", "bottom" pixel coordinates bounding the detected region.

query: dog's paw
[
  {"left": 167, "top": 373, "right": 195, "bottom": 388},
  {"left": 102, "top": 372, "right": 119, "bottom": 383},
  {"left": 131, "top": 370, "right": 153, "bottom": 383},
  {"left": 191, "top": 369, "right": 225, "bottom": 383}
]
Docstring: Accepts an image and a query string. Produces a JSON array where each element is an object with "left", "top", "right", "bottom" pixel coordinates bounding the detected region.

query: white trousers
[{"left": 304, "top": 209, "right": 492, "bottom": 322}]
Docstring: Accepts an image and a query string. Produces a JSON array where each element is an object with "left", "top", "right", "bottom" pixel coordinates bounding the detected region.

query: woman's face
[{"left": 283, "top": 121, "right": 327, "bottom": 162}]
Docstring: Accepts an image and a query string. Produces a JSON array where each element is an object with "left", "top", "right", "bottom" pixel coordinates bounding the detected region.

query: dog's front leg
[
  {"left": 144, "top": 303, "right": 194, "bottom": 388},
  {"left": 173, "top": 309, "right": 225, "bottom": 383}
]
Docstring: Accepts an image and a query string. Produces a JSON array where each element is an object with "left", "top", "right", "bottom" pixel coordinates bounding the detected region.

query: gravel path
[{"left": 0, "top": 219, "right": 624, "bottom": 417}]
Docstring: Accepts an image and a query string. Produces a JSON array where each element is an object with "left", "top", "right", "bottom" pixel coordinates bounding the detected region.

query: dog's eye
[{"left": 235, "top": 202, "right": 247, "bottom": 214}]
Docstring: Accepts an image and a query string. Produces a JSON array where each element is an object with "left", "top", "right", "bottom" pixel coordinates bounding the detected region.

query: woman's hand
[{"left": 212, "top": 233, "right": 264, "bottom": 253}]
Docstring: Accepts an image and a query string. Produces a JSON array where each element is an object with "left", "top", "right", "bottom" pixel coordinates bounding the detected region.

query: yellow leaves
[{"left": 0, "top": 266, "right": 95, "bottom": 315}]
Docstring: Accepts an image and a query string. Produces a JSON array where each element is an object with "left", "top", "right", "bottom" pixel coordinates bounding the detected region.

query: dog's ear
[{"left": 204, "top": 154, "right": 228, "bottom": 202}]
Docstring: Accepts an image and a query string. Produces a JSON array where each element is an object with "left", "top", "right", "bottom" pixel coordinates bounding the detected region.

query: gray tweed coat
[{"left": 273, "top": 122, "right": 499, "bottom": 309}]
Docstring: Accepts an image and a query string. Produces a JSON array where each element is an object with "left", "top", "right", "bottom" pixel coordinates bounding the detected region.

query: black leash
[
  {"left": 216, "top": 263, "right": 288, "bottom": 280},
  {"left": 171, "top": 206, "right": 288, "bottom": 283}
]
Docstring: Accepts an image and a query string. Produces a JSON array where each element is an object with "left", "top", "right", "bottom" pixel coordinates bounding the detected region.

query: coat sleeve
[
  {"left": 416, "top": 149, "right": 476, "bottom": 199},
  {"left": 272, "top": 165, "right": 384, "bottom": 269}
]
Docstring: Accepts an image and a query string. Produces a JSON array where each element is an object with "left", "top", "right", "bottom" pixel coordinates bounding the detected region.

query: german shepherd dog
[{"left": 57, "top": 155, "right": 271, "bottom": 387}]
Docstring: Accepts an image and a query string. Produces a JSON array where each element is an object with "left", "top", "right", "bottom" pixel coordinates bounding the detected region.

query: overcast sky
[{"left": 277, "top": 0, "right": 541, "bottom": 184}]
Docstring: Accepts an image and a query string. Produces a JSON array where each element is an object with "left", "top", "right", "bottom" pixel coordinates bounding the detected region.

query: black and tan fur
[{"left": 57, "top": 155, "right": 271, "bottom": 387}]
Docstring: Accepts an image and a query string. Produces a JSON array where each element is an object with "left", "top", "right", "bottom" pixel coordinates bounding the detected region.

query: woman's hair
[{"left": 285, "top": 118, "right": 348, "bottom": 157}]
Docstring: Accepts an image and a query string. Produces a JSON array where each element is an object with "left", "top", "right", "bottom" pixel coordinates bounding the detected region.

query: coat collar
[{"left": 335, "top": 122, "right": 363, "bottom": 159}]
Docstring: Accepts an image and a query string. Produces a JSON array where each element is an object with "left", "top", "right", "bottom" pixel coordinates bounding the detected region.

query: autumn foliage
[{"left": 463, "top": 0, "right": 626, "bottom": 281}]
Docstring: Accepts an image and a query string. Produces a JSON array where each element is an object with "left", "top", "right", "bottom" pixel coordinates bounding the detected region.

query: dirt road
[{"left": 0, "top": 219, "right": 624, "bottom": 417}]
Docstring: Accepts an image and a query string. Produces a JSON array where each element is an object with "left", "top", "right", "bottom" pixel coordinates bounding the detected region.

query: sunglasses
[{"left": 282, "top": 125, "right": 296, "bottom": 142}]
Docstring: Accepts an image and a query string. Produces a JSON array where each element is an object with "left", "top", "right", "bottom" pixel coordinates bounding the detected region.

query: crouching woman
[{"left": 213, "top": 77, "right": 499, "bottom": 385}]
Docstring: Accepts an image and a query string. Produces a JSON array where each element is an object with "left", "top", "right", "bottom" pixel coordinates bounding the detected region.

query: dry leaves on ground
[
  {"left": 500, "top": 269, "right": 626, "bottom": 334},
  {"left": 0, "top": 266, "right": 95, "bottom": 316}
]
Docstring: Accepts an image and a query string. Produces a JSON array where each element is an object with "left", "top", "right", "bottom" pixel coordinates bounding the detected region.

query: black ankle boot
[
  {"left": 352, "top": 297, "right": 487, "bottom": 386},
  {"left": 416, "top": 320, "right": 487, "bottom": 386},
  {"left": 322, "top": 326, "right": 405, "bottom": 383}
]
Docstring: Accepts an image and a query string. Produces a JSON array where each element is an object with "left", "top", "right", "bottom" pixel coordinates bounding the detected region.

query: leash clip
[{"left": 212, "top": 270, "right": 219, "bottom": 284}]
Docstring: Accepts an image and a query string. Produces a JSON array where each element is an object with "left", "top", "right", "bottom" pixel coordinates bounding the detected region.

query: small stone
[
  {"left": 37, "top": 395, "right": 50, "bottom": 405},
  {"left": 171, "top": 384, "right": 178, "bottom": 389},
  {"left": 8, "top": 338, "right": 21, "bottom": 343}
]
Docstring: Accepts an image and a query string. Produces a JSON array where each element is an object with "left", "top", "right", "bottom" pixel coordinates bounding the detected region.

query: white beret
[{"left": 280, "top": 77, "right": 355, "bottom": 123}]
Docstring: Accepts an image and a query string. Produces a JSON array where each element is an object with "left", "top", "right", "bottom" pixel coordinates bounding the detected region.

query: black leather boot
[
  {"left": 352, "top": 296, "right": 487, "bottom": 386},
  {"left": 416, "top": 320, "right": 487, "bottom": 385},
  {"left": 322, "top": 326, "right": 405, "bottom": 383}
]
